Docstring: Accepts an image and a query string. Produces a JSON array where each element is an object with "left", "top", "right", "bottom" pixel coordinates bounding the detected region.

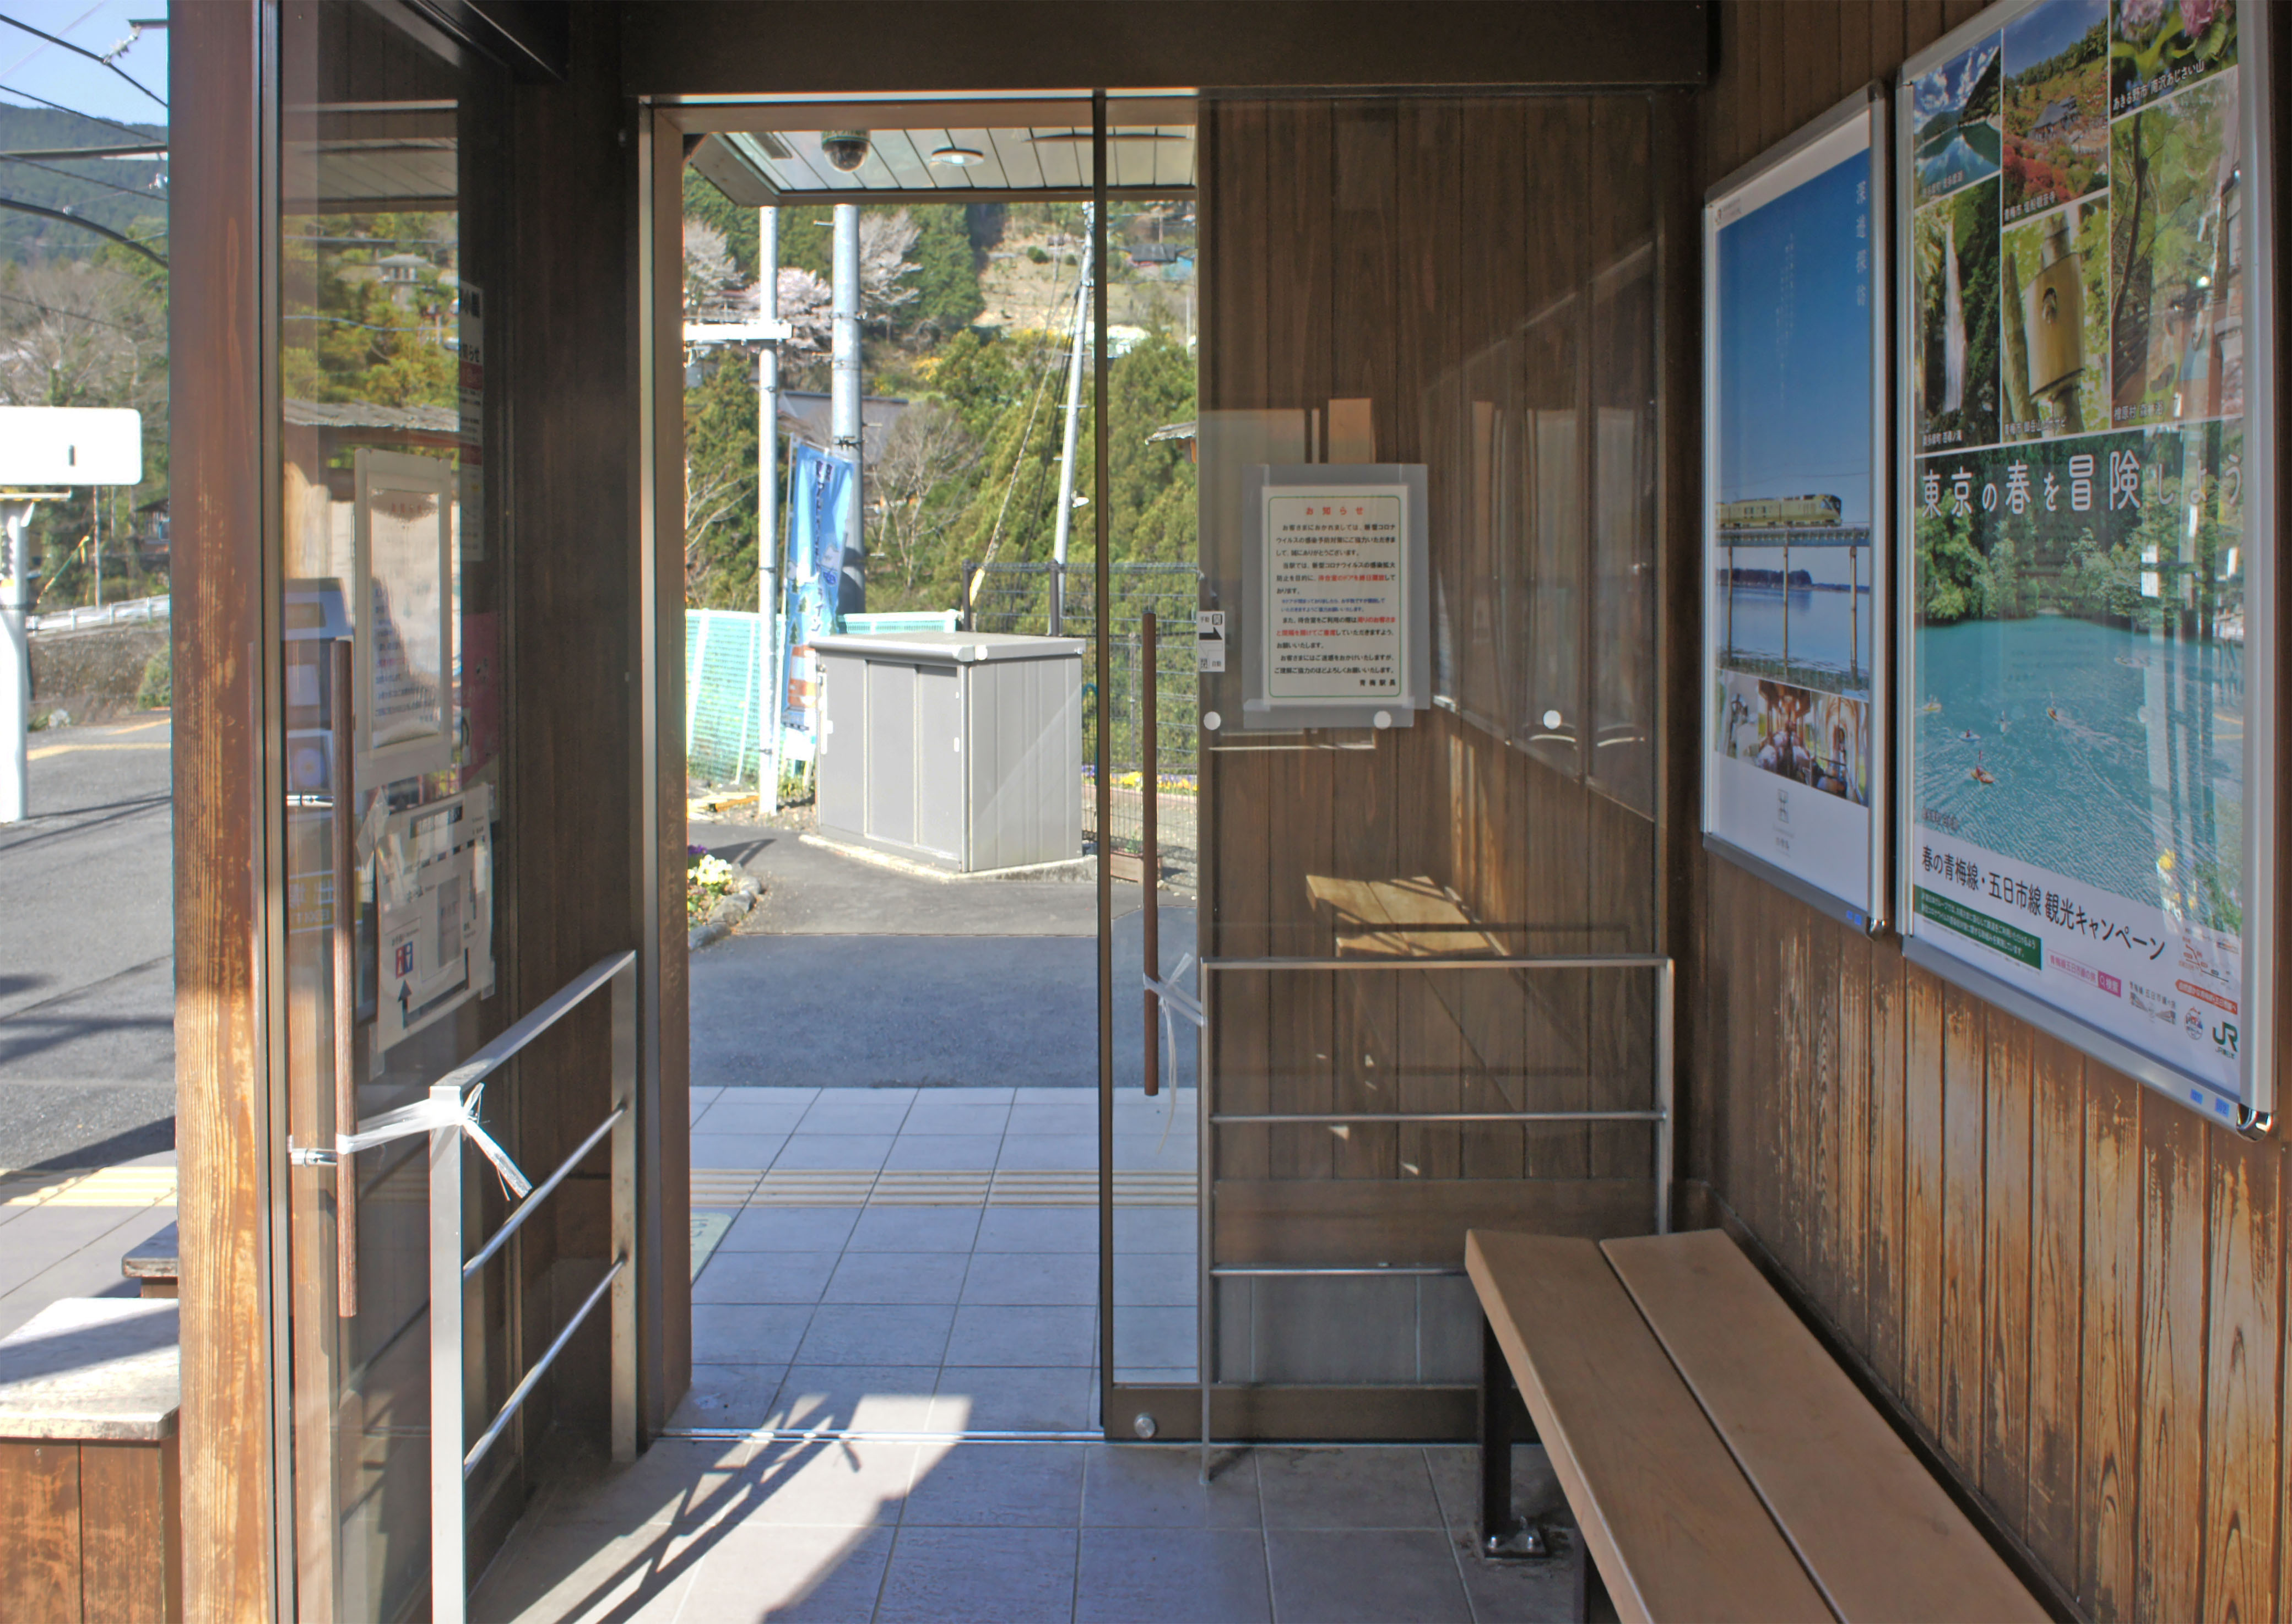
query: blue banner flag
[{"left": 779, "top": 443, "right": 855, "bottom": 748}]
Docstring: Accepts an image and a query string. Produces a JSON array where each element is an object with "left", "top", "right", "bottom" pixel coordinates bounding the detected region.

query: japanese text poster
[
  {"left": 1903, "top": 0, "right": 2262, "bottom": 1107},
  {"left": 1705, "top": 94, "right": 1885, "bottom": 917}
]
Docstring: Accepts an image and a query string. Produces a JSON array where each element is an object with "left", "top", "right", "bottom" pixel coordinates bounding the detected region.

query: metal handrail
[{"left": 431, "top": 949, "right": 639, "bottom": 1624}]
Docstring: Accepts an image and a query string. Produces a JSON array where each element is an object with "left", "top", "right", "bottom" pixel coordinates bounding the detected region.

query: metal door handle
[
  {"left": 1141, "top": 612, "right": 1158, "bottom": 1094},
  {"left": 332, "top": 636, "right": 359, "bottom": 1316}
]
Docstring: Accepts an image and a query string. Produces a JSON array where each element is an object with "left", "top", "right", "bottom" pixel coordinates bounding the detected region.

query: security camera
[{"left": 819, "top": 131, "right": 872, "bottom": 173}]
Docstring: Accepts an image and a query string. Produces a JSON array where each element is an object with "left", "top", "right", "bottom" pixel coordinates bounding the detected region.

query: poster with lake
[
  {"left": 1903, "top": 0, "right": 2261, "bottom": 1112},
  {"left": 1705, "top": 94, "right": 1883, "bottom": 916}
]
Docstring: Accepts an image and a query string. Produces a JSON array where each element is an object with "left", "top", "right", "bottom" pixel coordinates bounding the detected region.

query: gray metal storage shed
[{"left": 813, "top": 632, "right": 1085, "bottom": 873}]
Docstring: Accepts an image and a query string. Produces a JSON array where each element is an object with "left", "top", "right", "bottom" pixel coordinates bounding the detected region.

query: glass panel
[{"left": 279, "top": 6, "right": 511, "bottom": 1615}]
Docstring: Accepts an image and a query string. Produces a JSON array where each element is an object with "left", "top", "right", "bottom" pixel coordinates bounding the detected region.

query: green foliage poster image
[{"left": 1901, "top": 0, "right": 2262, "bottom": 1114}]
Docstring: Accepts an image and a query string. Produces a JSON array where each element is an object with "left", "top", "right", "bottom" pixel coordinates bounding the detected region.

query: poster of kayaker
[
  {"left": 1900, "top": 0, "right": 2271, "bottom": 1118},
  {"left": 1704, "top": 88, "right": 1888, "bottom": 922}
]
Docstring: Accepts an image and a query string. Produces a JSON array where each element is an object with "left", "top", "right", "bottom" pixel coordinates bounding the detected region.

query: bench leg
[{"left": 1479, "top": 1315, "right": 1551, "bottom": 1560}]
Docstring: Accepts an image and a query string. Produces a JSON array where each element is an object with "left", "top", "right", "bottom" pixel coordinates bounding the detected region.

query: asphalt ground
[
  {"left": 0, "top": 713, "right": 176, "bottom": 1171},
  {"left": 690, "top": 816, "right": 1200, "bottom": 1093}
]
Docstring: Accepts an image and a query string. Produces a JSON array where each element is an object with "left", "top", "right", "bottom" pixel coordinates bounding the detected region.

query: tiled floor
[
  {"left": 685, "top": 1084, "right": 1199, "bottom": 1419},
  {"left": 473, "top": 1439, "right": 1588, "bottom": 1622}
]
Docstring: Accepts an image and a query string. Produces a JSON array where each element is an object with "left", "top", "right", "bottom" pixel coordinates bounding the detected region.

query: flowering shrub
[{"left": 686, "top": 846, "right": 744, "bottom": 925}]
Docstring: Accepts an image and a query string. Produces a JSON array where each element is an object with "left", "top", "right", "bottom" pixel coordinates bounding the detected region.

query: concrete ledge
[
  {"left": 799, "top": 832, "right": 1094, "bottom": 884},
  {"left": 0, "top": 1297, "right": 178, "bottom": 1443},
  {"left": 688, "top": 875, "right": 762, "bottom": 951}
]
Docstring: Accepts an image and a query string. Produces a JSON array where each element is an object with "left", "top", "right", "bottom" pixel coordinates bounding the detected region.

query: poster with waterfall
[
  {"left": 1703, "top": 90, "right": 1887, "bottom": 924},
  {"left": 1900, "top": 0, "right": 2270, "bottom": 1121}
]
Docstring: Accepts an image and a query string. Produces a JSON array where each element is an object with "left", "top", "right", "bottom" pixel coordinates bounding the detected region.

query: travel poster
[
  {"left": 777, "top": 442, "right": 855, "bottom": 763},
  {"left": 1705, "top": 96, "right": 1882, "bottom": 915},
  {"left": 1904, "top": 0, "right": 2257, "bottom": 1106}
]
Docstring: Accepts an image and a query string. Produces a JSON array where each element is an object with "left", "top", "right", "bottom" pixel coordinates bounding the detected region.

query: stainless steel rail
[
  {"left": 1157, "top": 952, "right": 1676, "bottom": 1482},
  {"left": 429, "top": 948, "right": 639, "bottom": 1624}
]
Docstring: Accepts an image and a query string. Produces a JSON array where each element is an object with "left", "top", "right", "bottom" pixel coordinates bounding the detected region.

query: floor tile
[
  {"left": 847, "top": 1205, "right": 982, "bottom": 1253},
  {"left": 795, "top": 1303, "right": 957, "bottom": 1366},
  {"left": 1112, "top": 1252, "right": 1197, "bottom": 1306},
  {"left": 945, "top": 1303, "right": 1097, "bottom": 1367},
  {"left": 900, "top": 1442, "right": 1088, "bottom": 1526},
  {"left": 771, "top": 1134, "right": 895, "bottom": 1171},
  {"left": 823, "top": 1250, "right": 971, "bottom": 1306},
  {"left": 799, "top": 1099, "right": 916, "bottom": 1136},
  {"left": 882, "top": 1134, "right": 1003, "bottom": 1171},
  {"left": 1264, "top": 1528, "right": 1473, "bottom": 1622},
  {"left": 998, "top": 1133, "right": 1099, "bottom": 1171},
  {"left": 1444, "top": 1526, "right": 1586, "bottom": 1624},
  {"left": 811, "top": 1086, "right": 920, "bottom": 1109},
  {"left": 720, "top": 1206, "right": 860, "bottom": 1253},
  {"left": 687, "top": 1132, "right": 788, "bottom": 1172},
  {"left": 771, "top": 1365, "right": 941, "bottom": 1433},
  {"left": 930, "top": 1366, "right": 1098, "bottom": 1433},
  {"left": 694, "top": 1249, "right": 839, "bottom": 1305},
  {"left": 1112, "top": 1207, "right": 1197, "bottom": 1253},
  {"left": 1081, "top": 1444, "right": 1260, "bottom": 1529},
  {"left": 533, "top": 1437, "right": 760, "bottom": 1531},
  {"left": 920, "top": 1086, "right": 1017, "bottom": 1106},
  {"left": 1112, "top": 1137, "right": 1198, "bottom": 1172},
  {"left": 672, "top": 1522, "right": 892, "bottom": 1623},
  {"left": 874, "top": 1525, "right": 1079, "bottom": 1624},
  {"left": 668, "top": 1364, "right": 788, "bottom": 1431},
  {"left": 1109, "top": 1366, "right": 1197, "bottom": 1386},
  {"left": 1424, "top": 1444, "right": 1570, "bottom": 1534},
  {"left": 976, "top": 1205, "right": 1098, "bottom": 1253},
  {"left": 960, "top": 1251, "right": 1097, "bottom": 1306},
  {"left": 470, "top": 1518, "right": 693, "bottom": 1622},
  {"left": 1110, "top": 1306, "right": 1196, "bottom": 1370},
  {"left": 1006, "top": 1104, "right": 1098, "bottom": 1137},
  {"left": 691, "top": 1303, "right": 814, "bottom": 1365},
  {"left": 686, "top": 1087, "right": 723, "bottom": 1126},
  {"left": 1012, "top": 1086, "right": 1096, "bottom": 1105},
  {"left": 1257, "top": 1447, "right": 1445, "bottom": 1530},
  {"left": 692, "top": 1098, "right": 812, "bottom": 1137},
  {"left": 1077, "top": 1527, "right": 1272, "bottom": 1624},
  {"left": 902, "top": 1102, "right": 1012, "bottom": 1136},
  {"left": 744, "top": 1435, "right": 920, "bottom": 1528}
]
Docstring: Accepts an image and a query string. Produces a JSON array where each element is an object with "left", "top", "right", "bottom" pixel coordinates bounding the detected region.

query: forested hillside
[{"left": 681, "top": 169, "right": 1199, "bottom": 614}]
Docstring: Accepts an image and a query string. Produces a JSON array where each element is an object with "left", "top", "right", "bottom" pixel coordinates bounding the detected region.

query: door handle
[
  {"left": 1141, "top": 611, "right": 1158, "bottom": 1095},
  {"left": 332, "top": 636, "right": 360, "bottom": 1317}
]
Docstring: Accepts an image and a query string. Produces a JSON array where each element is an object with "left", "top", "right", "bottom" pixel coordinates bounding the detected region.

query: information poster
[
  {"left": 777, "top": 443, "right": 855, "bottom": 763},
  {"left": 374, "top": 783, "right": 495, "bottom": 1052},
  {"left": 354, "top": 449, "right": 453, "bottom": 783},
  {"left": 1704, "top": 91, "right": 1887, "bottom": 921},
  {"left": 1901, "top": 0, "right": 2270, "bottom": 1114}
]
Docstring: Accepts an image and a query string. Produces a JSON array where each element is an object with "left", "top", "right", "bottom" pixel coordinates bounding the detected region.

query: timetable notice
[{"left": 1265, "top": 493, "right": 1405, "bottom": 701}]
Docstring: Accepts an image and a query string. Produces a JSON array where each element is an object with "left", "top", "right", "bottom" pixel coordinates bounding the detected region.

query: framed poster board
[
  {"left": 1704, "top": 87, "right": 1892, "bottom": 927},
  {"left": 353, "top": 449, "right": 454, "bottom": 784},
  {"left": 1897, "top": 0, "right": 2276, "bottom": 1126},
  {"left": 1240, "top": 464, "right": 1429, "bottom": 731}
]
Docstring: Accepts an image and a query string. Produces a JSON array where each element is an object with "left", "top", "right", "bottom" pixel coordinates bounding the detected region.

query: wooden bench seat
[{"left": 1466, "top": 1228, "right": 2045, "bottom": 1623}]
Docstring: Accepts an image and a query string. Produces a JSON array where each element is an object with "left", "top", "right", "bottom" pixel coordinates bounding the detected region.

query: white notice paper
[{"left": 1264, "top": 493, "right": 1405, "bottom": 702}]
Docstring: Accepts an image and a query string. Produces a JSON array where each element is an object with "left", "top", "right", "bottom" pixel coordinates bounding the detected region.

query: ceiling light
[{"left": 930, "top": 145, "right": 986, "bottom": 167}]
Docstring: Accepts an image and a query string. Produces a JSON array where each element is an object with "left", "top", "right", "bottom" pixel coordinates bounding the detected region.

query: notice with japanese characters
[
  {"left": 1705, "top": 93, "right": 1885, "bottom": 919},
  {"left": 1265, "top": 493, "right": 1406, "bottom": 702},
  {"left": 1903, "top": 0, "right": 2261, "bottom": 1105}
]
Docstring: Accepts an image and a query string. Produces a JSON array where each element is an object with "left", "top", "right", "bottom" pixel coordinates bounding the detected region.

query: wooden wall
[{"left": 1685, "top": 6, "right": 2292, "bottom": 1621}]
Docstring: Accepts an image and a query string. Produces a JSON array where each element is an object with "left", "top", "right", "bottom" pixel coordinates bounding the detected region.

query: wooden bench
[
  {"left": 0, "top": 1297, "right": 183, "bottom": 1622},
  {"left": 1466, "top": 1228, "right": 2045, "bottom": 1623},
  {"left": 121, "top": 1220, "right": 179, "bottom": 1299}
]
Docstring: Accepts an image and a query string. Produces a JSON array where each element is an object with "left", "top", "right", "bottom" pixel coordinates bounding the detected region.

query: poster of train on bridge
[
  {"left": 1703, "top": 86, "right": 1890, "bottom": 928},
  {"left": 1897, "top": 0, "right": 2278, "bottom": 1125}
]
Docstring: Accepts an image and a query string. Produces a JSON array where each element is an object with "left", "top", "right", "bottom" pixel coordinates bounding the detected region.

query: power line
[
  {"left": 0, "top": 153, "right": 164, "bottom": 202},
  {"left": 0, "top": 12, "right": 165, "bottom": 109},
  {"left": 0, "top": 84, "right": 158, "bottom": 145},
  {"left": 0, "top": 194, "right": 162, "bottom": 264},
  {"left": 0, "top": 286, "right": 155, "bottom": 336}
]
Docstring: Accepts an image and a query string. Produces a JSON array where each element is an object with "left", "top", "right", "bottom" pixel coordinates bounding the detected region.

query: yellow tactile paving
[{"left": 0, "top": 1166, "right": 178, "bottom": 1207}]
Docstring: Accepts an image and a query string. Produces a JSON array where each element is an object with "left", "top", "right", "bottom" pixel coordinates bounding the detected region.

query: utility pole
[
  {"left": 831, "top": 202, "right": 865, "bottom": 615},
  {"left": 759, "top": 204, "right": 783, "bottom": 810},
  {"left": 1049, "top": 202, "right": 1094, "bottom": 637},
  {"left": 1, "top": 499, "right": 39, "bottom": 823}
]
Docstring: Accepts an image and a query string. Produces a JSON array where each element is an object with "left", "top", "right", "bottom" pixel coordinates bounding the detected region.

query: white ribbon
[{"left": 337, "top": 1082, "right": 533, "bottom": 1198}]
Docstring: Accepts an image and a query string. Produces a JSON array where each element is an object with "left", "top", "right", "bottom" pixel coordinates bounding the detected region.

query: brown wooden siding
[{"left": 1687, "top": 7, "right": 2292, "bottom": 1620}]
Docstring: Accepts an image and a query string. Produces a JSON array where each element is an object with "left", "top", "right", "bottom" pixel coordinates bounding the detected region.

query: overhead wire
[
  {"left": 0, "top": 11, "right": 165, "bottom": 108},
  {"left": 0, "top": 286, "right": 156, "bottom": 336},
  {"left": 0, "top": 83, "right": 159, "bottom": 145},
  {"left": 0, "top": 151, "right": 164, "bottom": 202}
]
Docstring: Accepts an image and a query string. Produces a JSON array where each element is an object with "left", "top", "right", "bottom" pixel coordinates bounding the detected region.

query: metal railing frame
[
  {"left": 414, "top": 949, "right": 638, "bottom": 1623},
  {"left": 1146, "top": 951, "right": 1675, "bottom": 1482}
]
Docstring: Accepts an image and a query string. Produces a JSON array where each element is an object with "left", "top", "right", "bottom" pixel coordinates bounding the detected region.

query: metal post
[
  {"left": 610, "top": 955, "right": 639, "bottom": 1460},
  {"left": 1050, "top": 205, "right": 1094, "bottom": 637},
  {"left": 1142, "top": 613, "right": 1159, "bottom": 1095},
  {"left": 760, "top": 204, "right": 783, "bottom": 808},
  {"left": 1656, "top": 960, "right": 1676, "bottom": 1236},
  {"left": 331, "top": 638, "right": 360, "bottom": 1316},
  {"left": 429, "top": 1080, "right": 468, "bottom": 1624},
  {"left": 0, "top": 499, "right": 38, "bottom": 824},
  {"left": 831, "top": 203, "right": 864, "bottom": 615}
]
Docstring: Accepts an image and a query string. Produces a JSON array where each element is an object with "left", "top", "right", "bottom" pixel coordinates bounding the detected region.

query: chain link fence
[
  {"left": 685, "top": 609, "right": 772, "bottom": 789},
  {"left": 965, "top": 560, "right": 1200, "bottom": 888}
]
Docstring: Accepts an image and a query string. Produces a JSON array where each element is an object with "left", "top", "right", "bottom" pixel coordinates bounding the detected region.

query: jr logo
[{"left": 2215, "top": 1021, "right": 2240, "bottom": 1059}]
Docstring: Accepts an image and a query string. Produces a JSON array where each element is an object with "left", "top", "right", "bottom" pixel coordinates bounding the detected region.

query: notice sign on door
[
  {"left": 1266, "top": 493, "right": 1405, "bottom": 700},
  {"left": 1241, "top": 465, "right": 1428, "bottom": 729}
]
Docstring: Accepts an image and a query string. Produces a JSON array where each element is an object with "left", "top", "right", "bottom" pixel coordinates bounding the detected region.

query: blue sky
[
  {"left": 0, "top": 1, "right": 168, "bottom": 131},
  {"left": 1911, "top": 37, "right": 2000, "bottom": 131},
  {"left": 2004, "top": 0, "right": 2107, "bottom": 75},
  {"left": 1716, "top": 150, "right": 1872, "bottom": 527}
]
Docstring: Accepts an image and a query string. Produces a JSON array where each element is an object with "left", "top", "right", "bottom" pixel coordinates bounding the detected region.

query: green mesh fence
[{"left": 685, "top": 609, "right": 770, "bottom": 788}]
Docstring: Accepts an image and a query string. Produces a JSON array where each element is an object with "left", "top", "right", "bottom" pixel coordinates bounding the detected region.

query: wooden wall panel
[{"left": 1686, "top": 7, "right": 2292, "bottom": 1620}]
